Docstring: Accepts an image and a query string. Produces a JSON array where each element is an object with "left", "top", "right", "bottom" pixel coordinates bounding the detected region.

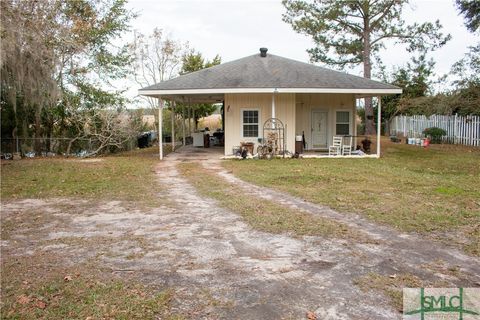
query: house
[{"left": 139, "top": 48, "right": 401, "bottom": 158}]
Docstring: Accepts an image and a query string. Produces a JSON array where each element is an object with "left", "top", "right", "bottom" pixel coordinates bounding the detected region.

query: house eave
[{"left": 138, "top": 87, "right": 402, "bottom": 97}]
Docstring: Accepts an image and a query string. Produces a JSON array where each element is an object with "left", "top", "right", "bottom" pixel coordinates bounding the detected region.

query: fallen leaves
[
  {"left": 35, "top": 300, "right": 47, "bottom": 309},
  {"left": 306, "top": 310, "right": 317, "bottom": 320},
  {"left": 16, "top": 294, "right": 47, "bottom": 310},
  {"left": 16, "top": 294, "right": 30, "bottom": 305}
]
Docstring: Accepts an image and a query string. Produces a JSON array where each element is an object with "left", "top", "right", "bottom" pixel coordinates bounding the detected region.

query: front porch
[{"left": 139, "top": 48, "right": 400, "bottom": 159}]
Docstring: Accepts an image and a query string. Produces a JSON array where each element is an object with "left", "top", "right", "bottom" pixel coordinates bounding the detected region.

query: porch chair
[
  {"left": 328, "top": 136, "right": 343, "bottom": 156},
  {"left": 342, "top": 136, "right": 353, "bottom": 156}
]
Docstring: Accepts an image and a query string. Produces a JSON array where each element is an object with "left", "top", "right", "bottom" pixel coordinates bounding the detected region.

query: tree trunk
[
  {"left": 66, "top": 137, "right": 79, "bottom": 157},
  {"left": 34, "top": 106, "right": 42, "bottom": 153},
  {"left": 363, "top": 18, "right": 376, "bottom": 135}
]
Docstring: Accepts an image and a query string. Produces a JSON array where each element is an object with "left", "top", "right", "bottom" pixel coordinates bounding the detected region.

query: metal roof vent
[{"left": 260, "top": 47, "right": 268, "bottom": 57}]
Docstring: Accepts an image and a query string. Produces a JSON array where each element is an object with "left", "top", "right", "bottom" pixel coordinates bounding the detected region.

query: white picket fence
[{"left": 390, "top": 114, "right": 480, "bottom": 146}]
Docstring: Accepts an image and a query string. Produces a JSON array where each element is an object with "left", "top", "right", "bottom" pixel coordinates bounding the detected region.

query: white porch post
[
  {"left": 188, "top": 102, "right": 192, "bottom": 136},
  {"left": 182, "top": 105, "right": 186, "bottom": 146},
  {"left": 158, "top": 98, "right": 164, "bottom": 160},
  {"left": 193, "top": 108, "right": 196, "bottom": 130},
  {"left": 171, "top": 101, "right": 176, "bottom": 151},
  {"left": 271, "top": 88, "right": 278, "bottom": 130},
  {"left": 271, "top": 88, "right": 277, "bottom": 119},
  {"left": 377, "top": 96, "right": 382, "bottom": 157}
]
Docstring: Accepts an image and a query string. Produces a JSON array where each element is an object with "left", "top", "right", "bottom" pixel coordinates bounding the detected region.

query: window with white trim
[
  {"left": 336, "top": 111, "right": 351, "bottom": 135},
  {"left": 242, "top": 109, "right": 259, "bottom": 137}
]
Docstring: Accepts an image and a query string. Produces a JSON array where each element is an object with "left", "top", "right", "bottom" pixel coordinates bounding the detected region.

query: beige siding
[
  {"left": 224, "top": 93, "right": 296, "bottom": 155},
  {"left": 295, "top": 93, "right": 356, "bottom": 150}
]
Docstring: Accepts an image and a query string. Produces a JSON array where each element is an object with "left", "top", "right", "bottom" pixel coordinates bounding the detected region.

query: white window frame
[
  {"left": 240, "top": 108, "right": 260, "bottom": 138},
  {"left": 335, "top": 110, "right": 352, "bottom": 136}
]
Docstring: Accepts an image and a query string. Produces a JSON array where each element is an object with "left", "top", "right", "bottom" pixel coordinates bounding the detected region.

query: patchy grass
[
  {"left": 1, "top": 147, "right": 163, "bottom": 206},
  {"left": 223, "top": 141, "right": 480, "bottom": 254},
  {"left": 178, "top": 163, "right": 370, "bottom": 241},
  {"left": 353, "top": 272, "right": 452, "bottom": 312},
  {"left": 1, "top": 257, "right": 181, "bottom": 320}
]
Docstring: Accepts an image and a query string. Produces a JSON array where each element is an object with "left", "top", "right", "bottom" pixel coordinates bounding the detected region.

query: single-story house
[{"left": 139, "top": 48, "right": 401, "bottom": 158}]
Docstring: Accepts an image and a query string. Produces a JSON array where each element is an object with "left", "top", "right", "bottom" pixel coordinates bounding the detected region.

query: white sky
[{"left": 123, "top": 0, "right": 477, "bottom": 98}]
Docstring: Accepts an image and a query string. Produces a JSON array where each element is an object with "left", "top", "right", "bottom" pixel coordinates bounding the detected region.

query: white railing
[{"left": 390, "top": 114, "right": 480, "bottom": 146}]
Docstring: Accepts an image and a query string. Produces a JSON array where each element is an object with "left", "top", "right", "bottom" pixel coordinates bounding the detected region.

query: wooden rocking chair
[{"left": 328, "top": 136, "right": 343, "bottom": 156}]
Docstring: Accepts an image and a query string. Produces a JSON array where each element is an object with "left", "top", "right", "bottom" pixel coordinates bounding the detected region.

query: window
[
  {"left": 242, "top": 110, "right": 259, "bottom": 137},
  {"left": 336, "top": 111, "right": 350, "bottom": 135}
]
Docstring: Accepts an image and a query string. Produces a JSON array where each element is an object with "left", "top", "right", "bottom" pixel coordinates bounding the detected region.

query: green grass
[
  {"left": 3, "top": 280, "right": 177, "bottom": 320},
  {"left": 1, "top": 147, "right": 164, "bottom": 205},
  {"left": 1, "top": 257, "right": 181, "bottom": 320},
  {"left": 178, "top": 162, "right": 370, "bottom": 241},
  {"left": 223, "top": 141, "right": 480, "bottom": 254},
  {"left": 353, "top": 273, "right": 447, "bottom": 312}
]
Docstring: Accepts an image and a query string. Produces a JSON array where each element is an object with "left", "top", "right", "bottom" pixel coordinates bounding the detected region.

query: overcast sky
[{"left": 124, "top": 0, "right": 477, "bottom": 97}]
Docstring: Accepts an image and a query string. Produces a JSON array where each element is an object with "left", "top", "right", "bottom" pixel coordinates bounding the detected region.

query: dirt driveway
[{"left": 2, "top": 148, "right": 479, "bottom": 319}]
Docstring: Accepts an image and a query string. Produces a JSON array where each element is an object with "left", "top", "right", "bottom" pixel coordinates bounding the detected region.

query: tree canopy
[
  {"left": 180, "top": 51, "right": 222, "bottom": 129},
  {"left": 282, "top": 0, "right": 451, "bottom": 134},
  {"left": 1, "top": 0, "right": 138, "bottom": 155},
  {"left": 456, "top": 0, "right": 480, "bottom": 33}
]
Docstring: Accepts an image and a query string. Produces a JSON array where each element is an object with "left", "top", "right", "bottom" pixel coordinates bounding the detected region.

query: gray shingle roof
[{"left": 140, "top": 52, "right": 400, "bottom": 91}]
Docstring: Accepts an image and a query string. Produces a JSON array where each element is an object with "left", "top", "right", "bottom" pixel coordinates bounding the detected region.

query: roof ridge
[{"left": 139, "top": 51, "right": 401, "bottom": 92}]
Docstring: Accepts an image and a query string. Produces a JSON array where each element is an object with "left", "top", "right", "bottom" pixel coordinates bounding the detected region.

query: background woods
[
  {"left": 1, "top": 0, "right": 478, "bottom": 157},
  {"left": 1, "top": 0, "right": 139, "bottom": 156}
]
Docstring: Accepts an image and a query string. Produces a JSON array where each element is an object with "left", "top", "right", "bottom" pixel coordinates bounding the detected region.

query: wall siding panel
[{"left": 224, "top": 93, "right": 295, "bottom": 155}]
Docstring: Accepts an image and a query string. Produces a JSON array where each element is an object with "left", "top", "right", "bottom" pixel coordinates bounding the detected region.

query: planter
[{"left": 240, "top": 142, "right": 254, "bottom": 155}]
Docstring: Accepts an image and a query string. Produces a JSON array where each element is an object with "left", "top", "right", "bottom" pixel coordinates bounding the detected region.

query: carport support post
[
  {"left": 171, "top": 101, "right": 176, "bottom": 151},
  {"left": 158, "top": 98, "right": 164, "bottom": 160},
  {"left": 377, "top": 96, "right": 382, "bottom": 157},
  {"left": 188, "top": 98, "right": 192, "bottom": 136},
  {"left": 182, "top": 105, "right": 186, "bottom": 146}
]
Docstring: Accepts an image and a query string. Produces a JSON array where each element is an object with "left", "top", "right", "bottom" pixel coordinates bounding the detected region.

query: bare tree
[
  {"left": 129, "top": 28, "right": 188, "bottom": 108},
  {"left": 66, "top": 108, "right": 141, "bottom": 157}
]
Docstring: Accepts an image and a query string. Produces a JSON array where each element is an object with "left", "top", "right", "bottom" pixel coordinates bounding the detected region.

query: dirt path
[
  {"left": 206, "top": 161, "right": 480, "bottom": 279},
  {"left": 155, "top": 150, "right": 479, "bottom": 319},
  {"left": 155, "top": 157, "right": 399, "bottom": 319},
  {"left": 2, "top": 148, "right": 479, "bottom": 319}
]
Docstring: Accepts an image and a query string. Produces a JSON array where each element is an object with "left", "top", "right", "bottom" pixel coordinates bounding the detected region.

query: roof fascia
[{"left": 139, "top": 87, "right": 402, "bottom": 96}]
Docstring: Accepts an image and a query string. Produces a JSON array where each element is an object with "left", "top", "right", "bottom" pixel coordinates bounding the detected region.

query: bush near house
[{"left": 423, "top": 127, "right": 447, "bottom": 143}]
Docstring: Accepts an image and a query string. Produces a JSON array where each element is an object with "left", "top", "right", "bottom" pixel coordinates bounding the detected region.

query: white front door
[{"left": 311, "top": 111, "right": 328, "bottom": 149}]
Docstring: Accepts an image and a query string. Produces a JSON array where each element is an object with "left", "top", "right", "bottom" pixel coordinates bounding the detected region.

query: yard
[
  {"left": 0, "top": 147, "right": 190, "bottom": 319},
  {"left": 1, "top": 142, "right": 479, "bottom": 319},
  {"left": 224, "top": 141, "right": 480, "bottom": 256}
]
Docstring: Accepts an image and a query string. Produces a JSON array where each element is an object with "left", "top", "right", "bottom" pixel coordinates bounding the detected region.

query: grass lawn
[
  {"left": 1, "top": 146, "right": 184, "bottom": 319},
  {"left": 223, "top": 141, "right": 480, "bottom": 255},
  {"left": 1, "top": 256, "right": 181, "bottom": 320},
  {"left": 178, "top": 162, "right": 370, "bottom": 241},
  {"left": 1, "top": 147, "right": 165, "bottom": 206}
]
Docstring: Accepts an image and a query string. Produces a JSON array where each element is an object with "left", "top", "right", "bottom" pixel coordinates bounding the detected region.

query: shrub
[{"left": 423, "top": 127, "right": 446, "bottom": 143}]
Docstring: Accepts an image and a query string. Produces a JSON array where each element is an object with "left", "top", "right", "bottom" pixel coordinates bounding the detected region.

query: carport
[{"left": 138, "top": 48, "right": 401, "bottom": 159}]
